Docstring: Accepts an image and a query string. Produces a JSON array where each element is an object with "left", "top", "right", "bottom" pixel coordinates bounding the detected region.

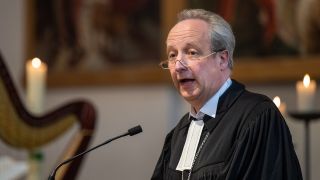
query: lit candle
[
  {"left": 26, "top": 57, "right": 47, "bottom": 115},
  {"left": 273, "top": 96, "right": 286, "bottom": 115},
  {"left": 296, "top": 74, "right": 316, "bottom": 112}
]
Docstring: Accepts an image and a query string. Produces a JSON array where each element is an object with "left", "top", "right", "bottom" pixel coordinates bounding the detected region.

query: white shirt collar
[{"left": 190, "top": 78, "right": 232, "bottom": 119}]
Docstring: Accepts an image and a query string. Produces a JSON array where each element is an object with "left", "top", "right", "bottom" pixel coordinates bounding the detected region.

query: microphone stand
[{"left": 48, "top": 125, "right": 142, "bottom": 180}]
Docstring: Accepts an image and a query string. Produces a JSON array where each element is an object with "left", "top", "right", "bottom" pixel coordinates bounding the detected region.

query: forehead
[{"left": 166, "top": 19, "right": 210, "bottom": 49}]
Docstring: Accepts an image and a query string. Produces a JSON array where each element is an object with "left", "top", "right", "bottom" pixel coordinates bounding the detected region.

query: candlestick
[
  {"left": 289, "top": 111, "right": 320, "bottom": 180},
  {"left": 26, "top": 57, "right": 47, "bottom": 115},
  {"left": 296, "top": 74, "right": 316, "bottom": 112},
  {"left": 273, "top": 96, "right": 286, "bottom": 115}
]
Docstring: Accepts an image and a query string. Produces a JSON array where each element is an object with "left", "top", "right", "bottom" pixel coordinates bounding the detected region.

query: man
[{"left": 152, "top": 9, "right": 302, "bottom": 180}]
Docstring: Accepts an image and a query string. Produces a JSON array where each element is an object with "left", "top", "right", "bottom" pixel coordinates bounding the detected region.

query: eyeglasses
[{"left": 159, "top": 51, "right": 220, "bottom": 69}]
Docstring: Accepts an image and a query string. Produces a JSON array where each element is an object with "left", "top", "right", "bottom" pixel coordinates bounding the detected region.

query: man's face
[{"left": 166, "top": 19, "right": 229, "bottom": 109}]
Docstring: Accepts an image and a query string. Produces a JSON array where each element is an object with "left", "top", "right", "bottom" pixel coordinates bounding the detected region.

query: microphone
[{"left": 48, "top": 125, "right": 143, "bottom": 180}]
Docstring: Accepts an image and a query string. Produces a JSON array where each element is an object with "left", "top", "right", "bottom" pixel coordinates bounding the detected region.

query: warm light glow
[
  {"left": 296, "top": 73, "right": 316, "bottom": 111},
  {"left": 303, "top": 74, "right": 310, "bottom": 88},
  {"left": 31, "top": 58, "right": 42, "bottom": 69},
  {"left": 273, "top": 96, "right": 281, "bottom": 108}
]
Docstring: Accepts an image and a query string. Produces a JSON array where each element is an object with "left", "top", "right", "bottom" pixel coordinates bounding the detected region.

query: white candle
[
  {"left": 273, "top": 96, "right": 286, "bottom": 115},
  {"left": 296, "top": 74, "right": 316, "bottom": 112},
  {"left": 26, "top": 58, "right": 47, "bottom": 115}
]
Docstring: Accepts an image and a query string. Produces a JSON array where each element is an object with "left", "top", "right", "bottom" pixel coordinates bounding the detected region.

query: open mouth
[{"left": 179, "top": 78, "right": 195, "bottom": 84}]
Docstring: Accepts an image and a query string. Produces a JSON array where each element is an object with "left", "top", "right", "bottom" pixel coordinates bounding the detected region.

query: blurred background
[{"left": 0, "top": 0, "right": 319, "bottom": 180}]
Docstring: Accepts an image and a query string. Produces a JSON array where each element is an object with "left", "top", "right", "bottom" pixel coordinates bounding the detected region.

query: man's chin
[{"left": 180, "top": 91, "right": 197, "bottom": 101}]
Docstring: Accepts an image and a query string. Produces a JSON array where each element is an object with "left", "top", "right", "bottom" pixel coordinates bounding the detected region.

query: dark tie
[
  {"left": 190, "top": 114, "right": 212, "bottom": 122},
  {"left": 203, "top": 114, "right": 213, "bottom": 122},
  {"left": 189, "top": 116, "right": 197, "bottom": 121}
]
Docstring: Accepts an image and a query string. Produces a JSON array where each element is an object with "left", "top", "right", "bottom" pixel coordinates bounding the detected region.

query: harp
[{"left": 0, "top": 52, "right": 96, "bottom": 179}]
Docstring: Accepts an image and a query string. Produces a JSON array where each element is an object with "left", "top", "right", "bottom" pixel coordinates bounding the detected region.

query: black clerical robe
[{"left": 151, "top": 80, "right": 302, "bottom": 180}]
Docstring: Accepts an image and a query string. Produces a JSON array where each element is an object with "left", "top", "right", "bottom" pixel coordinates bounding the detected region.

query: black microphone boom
[
  {"left": 128, "top": 125, "right": 142, "bottom": 136},
  {"left": 48, "top": 125, "right": 143, "bottom": 180}
]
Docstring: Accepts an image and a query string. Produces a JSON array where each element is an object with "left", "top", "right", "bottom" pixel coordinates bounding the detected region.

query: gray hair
[{"left": 177, "top": 9, "right": 235, "bottom": 69}]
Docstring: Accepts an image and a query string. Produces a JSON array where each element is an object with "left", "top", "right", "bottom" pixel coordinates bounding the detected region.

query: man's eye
[
  {"left": 168, "top": 53, "right": 176, "bottom": 60},
  {"left": 188, "top": 51, "right": 199, "bottom": 56}
]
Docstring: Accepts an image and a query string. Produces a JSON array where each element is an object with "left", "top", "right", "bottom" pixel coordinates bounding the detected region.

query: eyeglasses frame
[{"left": 159, "top": 50, "right": 225, "bottom": 69}]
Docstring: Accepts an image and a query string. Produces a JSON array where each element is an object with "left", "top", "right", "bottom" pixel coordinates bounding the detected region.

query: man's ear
[{"left": 219, "top": 50, "right": 229, "bottom": 69}]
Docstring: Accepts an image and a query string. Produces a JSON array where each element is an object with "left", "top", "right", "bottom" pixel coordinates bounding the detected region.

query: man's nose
[
  {"left": 174, "top": 58, "right": 188, "bottom": 71},
  {"left": 174, "top": 53, "right": 188, "bottom": 70}
]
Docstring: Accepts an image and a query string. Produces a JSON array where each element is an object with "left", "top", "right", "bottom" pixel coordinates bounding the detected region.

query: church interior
[{"left": 0, "top": 0, "right": 319, "bottom": 179}]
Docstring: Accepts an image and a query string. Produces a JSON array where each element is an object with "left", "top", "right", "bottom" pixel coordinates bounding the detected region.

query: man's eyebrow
[
  {"left": 184, "top": 43, "right": 203, "bottom": 53},
  {"left": 166, "top": 42, "right": 202, "bottom": 53},
  {"left": 185, "top": 42, "right": 202, "bottom": 49},
  {"left": 166, "top": 46, "right": 175, "bottom": 53},
  {"left": 185, "top": 42, "right": 196, "bottom": 46}
]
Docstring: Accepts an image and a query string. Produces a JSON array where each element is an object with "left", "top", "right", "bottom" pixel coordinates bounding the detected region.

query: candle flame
[
  {"left": 273, "top": 96, "right": 281, "bottom": 108},
  {"left": 31, "top": 58, "right": 42, "bottom": 69},
  {"left": 303, "top": 74, "right": 310, "bottom": 88}
]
